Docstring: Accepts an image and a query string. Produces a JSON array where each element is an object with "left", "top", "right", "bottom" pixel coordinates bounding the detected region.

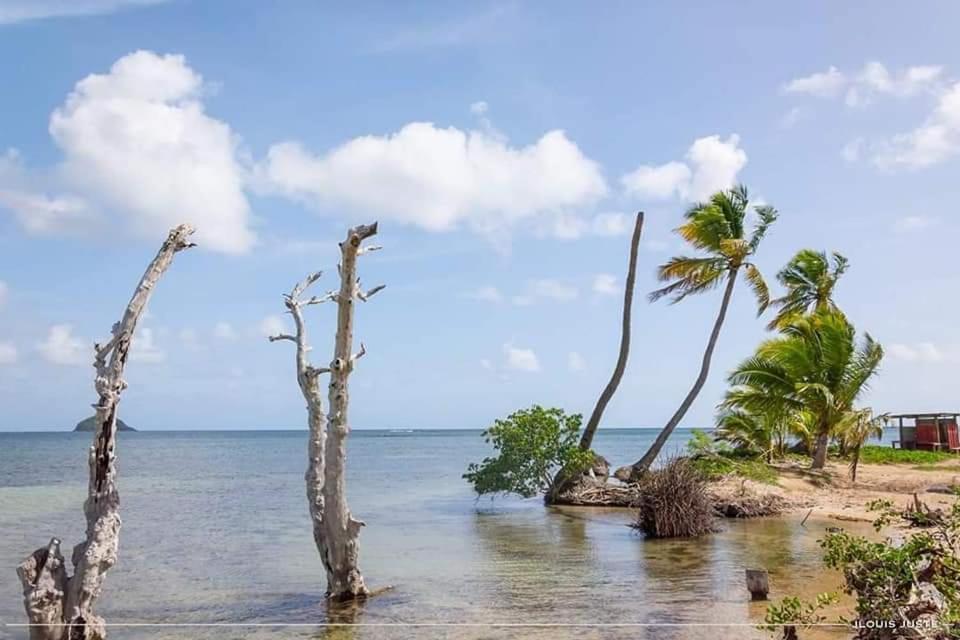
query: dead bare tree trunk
[
  {"left": 324, "top": 222, "right": 384, "bottom": 600},
  {"left": 17, "top": 225, "right": 195, "bottom": 640},
  {"left": 270, "top": 222, "right": 384, "bottom": 602},
  {"left": 578, "top": 212, "right": 644, "bottom": 451}
]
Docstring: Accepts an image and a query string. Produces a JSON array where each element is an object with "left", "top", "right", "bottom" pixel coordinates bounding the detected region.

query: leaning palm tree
[
  {"left": 768, "top": 249, "right": 848, "bottom": 329},
  {"left": 621, "top": 185, "right": 777, "bottom": 479},
  {"left": 723, "top": 310, "right": 884, "bottom": 469},
  {"left": 838, "top": 408, "right": 888, "bottom": 482}
]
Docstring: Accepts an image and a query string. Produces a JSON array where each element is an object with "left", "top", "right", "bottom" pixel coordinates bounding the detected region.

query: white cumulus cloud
[
  {"left": 784, "top": 62, "right": 943, "bottom": 107},
  {"left": 259, "top": 315, "right": 287, "bottom": 338},
  {"left": 621, "top": 161, "right": 691, "bottom": 200},
  {"left": 0, "top": 341, "right": 17, "bottom": 365},
  {"left": 591, "top": 212, "right": 633, "bottom": 236},
  {"left": 622, "top": 134, "right": 747, "bottom": 202},
  {"left": 130, "top": 328, "right": 165, "bottom": 363},
  {"left": 887, "top": 342, "right": 943, "bottom": 363},
  {"left": 893, "top": 215, "right": 938, "bottom": 232},
  {"left": 258, "top": 122, "right": 607, "bottom": 238},
  {"left": 504, "top": 343, "right": 540, "bottom": 372},
  {"left": 38, "top": 324, "right": 88, "bottom": 365},
  {"left": 782, "top": 66, "right": 847, "bottom": 97},
  {"left": 593, "top": 274, "right": 618, "bottom": 295},
  {"left": 0, "top": 1, "right": 170, "bottom": 25},
  {"left": 466, "top": 286, "right": 503, "bottom": 303},
  {"left": 874, "top": 81, "right": 960, "bottom": 169},
  {"left": 568, "top": 351, "right": 585, "bottom": 372},
  {"left": 529, "top": 279, "right": 578, "bottom": 301},
  {"left": 214, "top": 321, "right": 238, "bottom": 340},
  {"left": 22, "top": 50, "right": 256, "bottom": 253}
]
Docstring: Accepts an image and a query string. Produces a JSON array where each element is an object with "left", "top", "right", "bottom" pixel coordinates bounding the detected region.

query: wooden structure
[
  {"left": 745, "top": 568, "right": 769, "bottom": 601},
  {"left": 890, "top": 413, "right": 960, "bottom": 452}
]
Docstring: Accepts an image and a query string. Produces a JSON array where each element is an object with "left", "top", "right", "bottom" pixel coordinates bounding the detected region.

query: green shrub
[
  {"left": 764, "top": 494, "right": 960, "bottom": 639},
  {"left": 687, "top": 429, "right": 778, "bottom": 484},
  {"left": 763, "top": 593, "right": 838, "bottom": 640},
  {"left": 463, "top": 405, "right": 593, "bottom": 498}
]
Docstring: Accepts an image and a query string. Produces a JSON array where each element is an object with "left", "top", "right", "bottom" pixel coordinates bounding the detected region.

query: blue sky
[{"left": 2, "top": 1, "right": 959, "bottom": 430}]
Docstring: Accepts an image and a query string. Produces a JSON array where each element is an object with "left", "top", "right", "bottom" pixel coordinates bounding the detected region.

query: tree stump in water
[{"left": 745, "top": 568, "right": 769, "bottom": 600}]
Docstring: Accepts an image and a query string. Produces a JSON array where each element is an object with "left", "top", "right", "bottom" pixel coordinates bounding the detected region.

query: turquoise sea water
[{"left": 0, "top": 428, "right": 891, "bottom": 639}]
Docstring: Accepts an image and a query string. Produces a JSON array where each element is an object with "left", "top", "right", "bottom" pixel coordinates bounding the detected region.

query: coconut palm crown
[
  {"left": 622, "top": 184, "right": 778, "bottom": 479},
  {"left": 649, "top": 184, "right": 777, "bottom": 308},
  {"left": 768, "top": 249, "right": 849, "bottom": 329}
]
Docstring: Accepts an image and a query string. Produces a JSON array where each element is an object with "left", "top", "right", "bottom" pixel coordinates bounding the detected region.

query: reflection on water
[{"left": 0, "top": 430, "right": 874, "bottom": 639}]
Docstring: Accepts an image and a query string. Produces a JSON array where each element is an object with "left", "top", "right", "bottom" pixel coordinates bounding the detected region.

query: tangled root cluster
[{"left": 631, "top": 458, "right": 718, "bottom": 538}]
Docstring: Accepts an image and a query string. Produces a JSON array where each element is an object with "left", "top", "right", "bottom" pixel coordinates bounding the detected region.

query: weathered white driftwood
[
  {"left": 16, "top": 225, "right": 195, "bottom": 640},
  {"left": 270, "top": 222, "right": 383, "bottom": 601}
]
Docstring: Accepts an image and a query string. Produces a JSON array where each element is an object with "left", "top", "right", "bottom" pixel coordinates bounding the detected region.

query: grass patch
[
  {"left": 690, "top": 454, "right": 779, "bottom": 484},
  {"left": 856, "top": 445, "right": 956, "bottom": 466}
]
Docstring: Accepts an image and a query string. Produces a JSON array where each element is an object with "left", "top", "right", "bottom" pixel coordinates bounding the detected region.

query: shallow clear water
[{"left": 0, "top": 428, "right": 889, "bottom": 639}]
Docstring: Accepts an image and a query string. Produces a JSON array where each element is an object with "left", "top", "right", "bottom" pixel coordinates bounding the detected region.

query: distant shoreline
[{"left": 0, "top": 425, "right": 900, "bottom": 434}]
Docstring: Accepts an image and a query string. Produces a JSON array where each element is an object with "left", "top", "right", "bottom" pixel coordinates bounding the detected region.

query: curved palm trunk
[
  {"left": 578, "top": 212, "right": 644, "bottom": 451},
  {"left": 626, "top": 269, "right": 739, "bottom": 479}
]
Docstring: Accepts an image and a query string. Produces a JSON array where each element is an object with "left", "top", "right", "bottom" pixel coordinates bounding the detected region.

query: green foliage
[
  {"left": 463, "top": 405, "right": 593, "bottom": 498},
  {"left": 857, "top": 445, "right": 956, "bottom": 466},
  {"left": 722, "top": 309, "right": 884, "bottom": 465},
  {"left": 837, "top": 408, "right": 888, "bottom": 481},
  {"left": 763, "top": 496, "right": 960, "bottom": 638},
  {"left": 686, "top": 429, "right": 778, "bottom": 484},
  {"left": 818, "top": 497, "right": 960, "bottom": 636},
  {"left": 763, "top": 592, "right": 838, "bottom": 637}
]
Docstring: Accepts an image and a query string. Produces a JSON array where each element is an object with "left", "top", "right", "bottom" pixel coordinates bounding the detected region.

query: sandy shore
[{"left": 717, "top": 457, "right": 960, "bottom": 523}]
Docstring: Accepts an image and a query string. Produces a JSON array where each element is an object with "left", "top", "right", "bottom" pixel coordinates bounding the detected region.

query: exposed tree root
[{"left": 551, "top": 470, "right": 798, "bottom": 519}]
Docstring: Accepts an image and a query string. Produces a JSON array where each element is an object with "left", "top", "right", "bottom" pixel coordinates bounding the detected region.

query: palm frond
[{"left": 743, "top": 264, "right": 770, "bottom": 316}]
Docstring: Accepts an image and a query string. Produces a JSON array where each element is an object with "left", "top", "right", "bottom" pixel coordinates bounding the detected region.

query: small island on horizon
[{"left": 74, "top": 416, "right": 137, "bottom": 432}]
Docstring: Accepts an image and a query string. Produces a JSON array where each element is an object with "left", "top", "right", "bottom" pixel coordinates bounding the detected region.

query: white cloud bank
[
  {"left": 621, "top": 134, "right": 747, "bottom": 202},
  {"left": 37, "top": 324, "right": 88, "bottom": 365},
  {"left": 0, "top": 342, "right": 17, "bottom": 365},
  {"left": 259, "top": 315, "right": 286, "bottom": 338},
  {"left": 130, "top": 328, "right": 165, "bottom": 363},
  {"left": 783, "top": 62, "right": 943, "bottom": 105},
  {"left": 214, "top": 321, "right": 238, "bottom": 340},
  {"left": 887, "top": 342, "right": 943, "bottom": 363},
  {"left": 782, "top": 61, "right": 960, "bottom": 170},
  {"left": 0, "top": 0, "right": 168, "bottom": 25},
  {"left": 874, "top": 81, "right": 960, "bottom": 169},
  {"left": 503, "top": 343, "right": 540, "bottom": 372},
  {"left": 258, "top": 123, "right": 607, "bottom": 237},
  {"left": 466, "top": 286, "right": 503, "bottom": 303},
  {"left": 592, "top": 274, "right": 618, "bottom": 295}
]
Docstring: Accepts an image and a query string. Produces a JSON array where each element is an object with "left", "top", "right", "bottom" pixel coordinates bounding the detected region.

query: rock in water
[{"left": 74, "top": 416, "right": 136, "bottom": 432}]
